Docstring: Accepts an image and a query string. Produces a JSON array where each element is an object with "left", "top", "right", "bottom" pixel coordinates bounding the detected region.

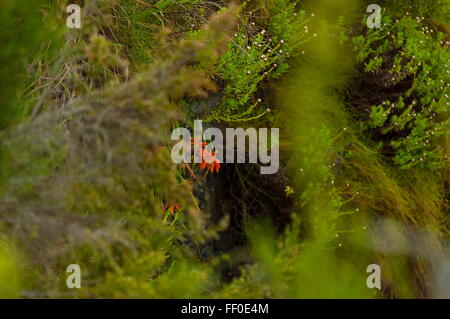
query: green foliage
[
  {"left": 0, "top": 7, "right": 237, "bottom": 297},
  {"left": 0, "top": 238, "right": 20, "bottom": 298},
  {"left": 201, "top": 1, "right": 310, "bottom": 122},
  {"left": 210, "top": 29, "right": 278, "bottom": 121},
  {"left": 271, "top": 0, "right": 446, "bottom": 297},
  {"left": 376, "top": 0, "right": 450, "bottom": 25},
  {"left": 266, "top": 0, "right": 310, "bottom": 55},
  {"left": 0, "top": 0, "right": 63, "bottom": 129},
  {"left": 218, "top": 217, "right": 376, "bottom": 298},
  {"left": 113, "top": 0, "right": 221, "bottom": 71},
  {"left": 0, "top": 0, "right": 448, "bottom": 299},
  {"left": 353, "top": 14, "right": 449, "bottom": 170}
]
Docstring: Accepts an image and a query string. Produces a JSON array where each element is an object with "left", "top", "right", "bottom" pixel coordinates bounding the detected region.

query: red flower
[
  {"left": 200, "top": 149, "right": 221, "bottom": 173},
  {"left": 190, "top": 137, "right": 207, "bottom": 148},
  {"left": 163, "top": 203, "right": 181, "bottom": 214},
  {"left": 190, "top": 137, "right": 221, "bottom": 173}
]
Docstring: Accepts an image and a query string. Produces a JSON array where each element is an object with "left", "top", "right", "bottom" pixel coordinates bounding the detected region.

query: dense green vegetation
[
  {"left": 352, "top": 13, "right": 449, "bottom": 170},
  {"left": 0, "top": 0, "right": 448, "bottom": 298}
]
